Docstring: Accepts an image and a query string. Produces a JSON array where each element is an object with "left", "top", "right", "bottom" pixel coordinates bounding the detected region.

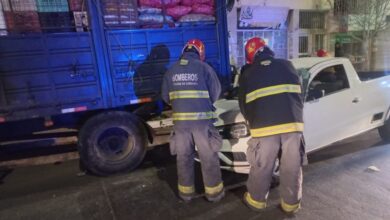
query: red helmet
[
  {"left": 245, "top": 37, "right": 266, "bottom": 64},
  {"left": 183, "top": 39, "right": 206, "bottom": 61},
  {"left": 317, "top": 49, "right": 329, "bottom": 57}
]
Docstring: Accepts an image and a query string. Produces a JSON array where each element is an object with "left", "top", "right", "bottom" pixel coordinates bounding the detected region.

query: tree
[
  {"left": 347, "top": 0, "right": 390, "bottom": 70},
  {"left": 320, "top": 0, "right": 390, "bottom": 70}
]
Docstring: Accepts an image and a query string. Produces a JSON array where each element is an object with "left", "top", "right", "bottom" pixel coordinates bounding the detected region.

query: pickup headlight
[{"left": 219, "top": 123, "right": 250, "bottom": 139}]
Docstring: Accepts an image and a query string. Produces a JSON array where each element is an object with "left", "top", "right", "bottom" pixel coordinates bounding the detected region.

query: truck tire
[
  {"left": 78, "top": 111, "right": 147, "bottom": 176},
  {"left": 378, "top": 119, "right": 390, "bottom": 142}
]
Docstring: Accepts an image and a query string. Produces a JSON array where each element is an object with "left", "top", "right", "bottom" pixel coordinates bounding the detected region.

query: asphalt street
[{"left": 0, "top": 130, "right": 390, "bottom": 220}]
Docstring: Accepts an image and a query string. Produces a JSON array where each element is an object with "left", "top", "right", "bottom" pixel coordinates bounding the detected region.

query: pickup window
[{"left": 306, "top": 64, "right": 350, "bottom": 101}]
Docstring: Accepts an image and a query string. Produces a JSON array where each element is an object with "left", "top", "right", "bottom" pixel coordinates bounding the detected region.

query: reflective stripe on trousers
[
  {"left": 178, "top": 184, "right": 195, "bottom": 195},
  {"left": 281, "top": 199, "right": 300, "bottom": 213},
  {"left": 244, "top": 192, "right": 267, "bottom": 209},
  {"left": 205, "top": 182, "right": 224, "bottom": 195},
  {"left": 246, "top": 84, "right": 301, "bottom": 104}
]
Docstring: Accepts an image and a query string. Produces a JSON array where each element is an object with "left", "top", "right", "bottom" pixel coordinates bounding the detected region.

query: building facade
[
  {"left": 227, "top": 0, "right": 332, "bottom": 68},
  {"left": 228, "top": 0, "right": 390, "bottom": 71}
]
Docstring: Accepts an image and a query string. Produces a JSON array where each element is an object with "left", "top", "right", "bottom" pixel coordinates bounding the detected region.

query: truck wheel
[
  {"left": 378, "top": 119, "right": 390, "bottom": 142},
  {"left": 78, "top": 111, "right": 147, "bottom": 176}
]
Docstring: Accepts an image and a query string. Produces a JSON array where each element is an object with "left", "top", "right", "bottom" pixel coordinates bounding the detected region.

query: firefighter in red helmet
[
  {"left": 161, "top": 39, "right": 224, "bottom": 203},
  {"left": 238, "top": 37, "right": 305, "bottom": 214}
]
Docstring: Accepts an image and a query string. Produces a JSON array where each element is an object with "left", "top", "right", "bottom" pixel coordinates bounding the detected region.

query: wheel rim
[{"left": 96, "top": 127, "right": 135, "bottom": 162}]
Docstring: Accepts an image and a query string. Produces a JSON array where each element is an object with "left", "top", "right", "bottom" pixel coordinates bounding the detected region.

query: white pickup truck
[{"left": 213, "top": 57, "right": 390, "bottom": 174}]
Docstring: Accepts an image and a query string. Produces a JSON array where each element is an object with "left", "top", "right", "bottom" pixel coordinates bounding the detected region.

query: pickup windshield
[{"left": 297, "top": 68, "right": 310, "bottom": 93}]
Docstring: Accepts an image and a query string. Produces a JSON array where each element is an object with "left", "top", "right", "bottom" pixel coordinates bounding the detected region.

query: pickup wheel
[
  {"left": 78, "top": 111, "right": 147, "bottom": 176},
  {"left": 378, "top": 119, "right": 390, "bottom": 142}
]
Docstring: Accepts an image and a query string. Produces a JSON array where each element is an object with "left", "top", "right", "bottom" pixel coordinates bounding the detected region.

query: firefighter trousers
[
  {"left": 169, "top": 124, "right": 224, "bottom": 198},
  {"left": 245, "top": 132, "right": 304, "bottom": 210}
]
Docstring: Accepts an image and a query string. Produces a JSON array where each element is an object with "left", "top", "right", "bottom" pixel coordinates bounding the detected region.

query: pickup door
[{"left": 303, "top": 60, "right": 362, "bottom": 151}]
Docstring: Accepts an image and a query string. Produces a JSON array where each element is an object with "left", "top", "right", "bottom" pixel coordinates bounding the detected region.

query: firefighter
[
  {"left": 238, "top": 37, "right": 305, "bottom": 214},
  {"left": 161, "top": 39, "right": 225, "bottom": 202}
]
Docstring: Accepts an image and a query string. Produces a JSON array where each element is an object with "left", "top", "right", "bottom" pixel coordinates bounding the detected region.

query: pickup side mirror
[{"left": 230, "top": 65, "right": 240, "bottom": 87}]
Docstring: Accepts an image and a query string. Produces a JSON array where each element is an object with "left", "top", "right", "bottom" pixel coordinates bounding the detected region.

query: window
[
  {"left": 236, "top": 30, "right": 287, "bottom": 67},
  {"left": 299, "top": 11, "right": 326, "bottom": 29},
  {"left": 306, "top": 64, "right": 350, "bottom": 101},
  {"left": 334, "top": 0, "right": 361, "bottom": 15},
  {"left": 299, "top": 36, "right": 309, "bottom": 55},
  {"left": 314, "top": 34, "right": 325, "bottom": 51}
]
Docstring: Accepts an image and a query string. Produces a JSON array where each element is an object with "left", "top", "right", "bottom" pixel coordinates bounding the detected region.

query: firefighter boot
[{"left": 206, "top": 189, "right": 225, "bottom": 203}]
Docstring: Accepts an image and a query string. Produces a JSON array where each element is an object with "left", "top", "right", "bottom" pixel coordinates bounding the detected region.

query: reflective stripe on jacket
[
  {"left": 238, "top": 56, "right": 304, "bottom": 137},
  {"left": 169, "top": 90, "right": 210, "bottom": 100}
]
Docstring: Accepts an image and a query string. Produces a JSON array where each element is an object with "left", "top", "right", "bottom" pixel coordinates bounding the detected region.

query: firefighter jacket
[
  {"left": 161, "top": 52, "right": 221, "bottom": 127},
  {"left": 238, "top": 55, "right": 304, "bottom": 138}
]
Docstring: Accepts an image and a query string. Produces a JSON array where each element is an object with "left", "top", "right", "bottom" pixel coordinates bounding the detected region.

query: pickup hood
[{"left": 214, "top": 99, "right": 245, "bottom": 126}]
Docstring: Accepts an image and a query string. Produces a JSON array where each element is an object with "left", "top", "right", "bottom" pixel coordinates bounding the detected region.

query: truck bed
[{"left": 358, "top": 71, "right": 390, "bottom": 81}]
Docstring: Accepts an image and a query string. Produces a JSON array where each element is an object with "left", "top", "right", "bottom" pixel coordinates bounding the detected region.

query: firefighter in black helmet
[
  {"left": 239, "top": 37, "right": 305, "bottom": 214},
  {"left": 161, "top": 39, "right": 225, "bottom": 203}
]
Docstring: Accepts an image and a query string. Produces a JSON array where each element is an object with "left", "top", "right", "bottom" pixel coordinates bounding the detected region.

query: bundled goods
[
  {"left": 38, "top": 12, "right": 73, "bottom": 32},
  {"left": 167, "top": 0, "right": 215, "bottom": 23},
  {"left": 139, "top": 13, "right": 164, "bottom": 23},
  {"left": 138, "top": 1, "right": 174, "bottom": 26},
  {"left": 1, "top": 0, "right": 37, "bottom": 11},
  {"left": 139, "top": 13, "right": 173, "bottom": 24},
  {"left": 138, "top": 0, "right": 180, "bottom": 8},
  {"left": 4, "top": 11, "right": 41, "bottom": 33},
  {"left": 1, "top": 0, "right": 41, "bottom": 33},
  {"left": 138, "top": 6, "right": 162, "bottom": 14},
  {"left": 103, "top": 0, "right": 138, "bottom": 26},
  {"left": 35, "top": 0, "right": 70, "bottom": 12},
  {"left": 166, "top": 5, "right": 191, "bottom": 20},
  {"left": 104, "top": 14, "right": 138, "bottom": 25},
  {"left": 68, "top": 0, "right": 87, "bottom": 11},
  {"left": 181, "top": 0, "right": 214, "bottom": 6},
  {"left": 178, "top": 13, "right": 215, "bottom": 22},
  {"left": 191, "top": 4, "right": 213, "bottom": 15}
]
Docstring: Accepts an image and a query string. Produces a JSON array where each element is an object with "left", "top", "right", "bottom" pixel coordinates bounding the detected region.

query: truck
[
  {"left": 212, "top": 57, "right": 390, "bottom": 174},
  {"left": 0, "top": 0, "right": 231, "bottom": 176}
]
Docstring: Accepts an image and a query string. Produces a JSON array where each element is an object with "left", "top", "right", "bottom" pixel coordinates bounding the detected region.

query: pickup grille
[{"left": 221, "top": 152, "right": 247, "bottom": 162}]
